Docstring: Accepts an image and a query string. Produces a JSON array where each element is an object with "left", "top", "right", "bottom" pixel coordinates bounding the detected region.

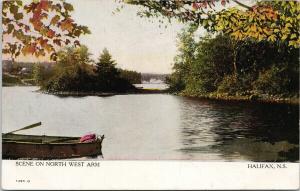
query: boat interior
[{"left": 2, "top": 133, "right": 80, "bottom": 144}]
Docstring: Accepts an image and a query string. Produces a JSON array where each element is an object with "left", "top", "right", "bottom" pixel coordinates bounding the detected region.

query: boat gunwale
[
  {"left": 2, "top": 133, "right": 81, "bottom": 139},
  {"left": 2, "top": 133, "right": 104, "bottom": 145},
  {"left": 2, "top": 139, "right": 102, "bottom": 145}
]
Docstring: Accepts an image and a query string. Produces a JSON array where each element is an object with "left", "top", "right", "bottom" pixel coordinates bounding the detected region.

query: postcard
[{"left": 1, "top": 0, "right": 299, "bottom": 190}]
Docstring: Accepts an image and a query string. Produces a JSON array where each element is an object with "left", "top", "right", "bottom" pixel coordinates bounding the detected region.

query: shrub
[
  {"left": 253, "top": 65, "right": 292, "bottom": 95},
  {"left": 2, "top": 74, "right": 22, "bottom": 85},
  {"left": 217, "top": 75, "right": 240, "bottom": 95},
  {"left": 165, "top": 73, "right": 185, "bottom": 93}
]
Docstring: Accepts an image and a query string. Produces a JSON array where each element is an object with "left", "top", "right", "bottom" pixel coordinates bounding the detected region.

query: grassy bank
[
  {"left": 2, "top": 73, "right": 35, "bottom": 87},
  {"left": 178, "top": 91, "right": 299, "bottom": 105}
]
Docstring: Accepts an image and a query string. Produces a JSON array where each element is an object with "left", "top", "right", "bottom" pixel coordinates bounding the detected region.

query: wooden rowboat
[{"left": 2, "top": 133, "right": 105, "bottom": 159}]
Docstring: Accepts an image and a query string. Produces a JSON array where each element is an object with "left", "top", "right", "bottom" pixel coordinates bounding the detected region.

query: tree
[
  {"left": 43, "top": 45, "right": 94, "bottom": 91},
  {"left": 2, "top": 0, "right": 90, "bottom": 61},
  {"left": 94, "top": 48, "right": 120, "bottom": 88},
  {"left": 119, "top": 69, "right": 142, "bottom": 84},
  {"left": 171, "top": 25, "right": 197, "bottom": 91},
  {"left": 167, "top": 25, "right": 299, "bottom": 96},
  {"left": 212, "top": 1, "right": 300, "bottom": 47},
  {"left": 124, "top": 0, "right": 299, "bottom": 48},
  {"left": 94, "top": 48, "right": 135, "bottom": 92},
  {"left": 55, "top": 45, "right": 92, "bottom": 68},
  {"left": 168, "top": 28, "right": 235, "bottom": 94},
  {"left": 33, "top": 63, "right": 46, "bottom": 85},
  {"left": 39, "top": 46, "right": 136, "bottom": 93}
]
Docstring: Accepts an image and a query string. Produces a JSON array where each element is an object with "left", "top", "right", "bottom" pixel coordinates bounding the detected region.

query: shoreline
[
  {"left": 41, "top": 89, "right": 299, "bottom": 105},
  {"left": 178, "top": 92, "right": 299, "bottom": 105},
  {"left": 4, "top": 85, "right": 298, "bottom": 105},
  {"left": 38, "top": 88, "right": 168, "bottom": 97}
]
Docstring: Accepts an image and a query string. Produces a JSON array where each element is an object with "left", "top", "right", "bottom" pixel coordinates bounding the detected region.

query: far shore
[
  {"left": 4, "top": 85, "right": 298, "bottom": 105},
  {"left": 39, "top": 88, "right": 299, "bottom": 105},
  {"left": 37, "top": 88, "right": 169, "bottom": 97}
]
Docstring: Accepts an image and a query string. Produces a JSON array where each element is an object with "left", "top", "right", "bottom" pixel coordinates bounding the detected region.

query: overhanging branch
[{"left": 232, "top": 0, "right": 253, "bottom": 10}]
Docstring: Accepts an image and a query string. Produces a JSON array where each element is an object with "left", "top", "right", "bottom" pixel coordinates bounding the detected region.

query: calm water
[{"left": 2, "top": 86, "right": 299, "bottom": 161}]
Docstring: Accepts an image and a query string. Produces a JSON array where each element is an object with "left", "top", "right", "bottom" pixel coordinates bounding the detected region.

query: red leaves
[
  {"left": 30, "top": 1, "right": 50, "bottom": 31},
  {"left": 193, "top": 2, "right": 208, "bottom": 9},
  {"left": 39, "top": 1, "right": 50, "bottom": 11},
  {"left": 30, "top": 6, "right": 43, "bottom": 31},
  {"left": 53, "top": 39, "right": 62, "bottom": 46},
  {"left": 192, "top": 0, "right": 228, "bottom": 8},
  {"left": 221, "top": 0, "right": 226, "bottom": 6},
  {"left": 50, "top": 15, "right": 60, "bottom": 26},
  {"left": 60, "top": 18, "right": 74, "bottom": 32},
  {"left": 3, "top": 0, "right": 90, "bottom": 60},
  {"left": 27, "top": 45, "right": 35, "bottom": 54},
  {"left": 32, "top": 8, "right": 42, "bottom": 21},
  {"left": 22, "top": 44, "right": 36, "bottom": 55},
  {"left": 30, "top": 18, "right": 42, "bottom": 31},
  {"left": 46, "top": 29, "right": 55, "bottom": 38},
  {"left": 38, "top": 38, "right": 48, "bottom": 47},
  {"left": 24, "top": 25, "right": 30, "bottom": 32},
  {"left": 24, "top": 3, "right": 36, "bottom": 13},
  {"left": 192, "top": 3, "right": 200, "bottom": 10},
  {"left": 44, "top": 44, "right": 54, "bottom": 53}
]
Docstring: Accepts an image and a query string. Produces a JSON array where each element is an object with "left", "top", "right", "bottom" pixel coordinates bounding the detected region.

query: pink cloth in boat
[{"left": 80, "top": 133, "right": 96, "bottom": 143}]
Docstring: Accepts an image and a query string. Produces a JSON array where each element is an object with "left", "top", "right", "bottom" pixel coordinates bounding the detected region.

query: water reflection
[
  {"left": 2, "top": 87, "right": 299, "bottom": 161},
  {"left": 178, "top": 98, "right": 299, "bottom": 161}
]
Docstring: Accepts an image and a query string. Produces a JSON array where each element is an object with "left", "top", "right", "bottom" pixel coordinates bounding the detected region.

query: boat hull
[{"left": 2, "top": 134, "right": 104, "bottom": 159}]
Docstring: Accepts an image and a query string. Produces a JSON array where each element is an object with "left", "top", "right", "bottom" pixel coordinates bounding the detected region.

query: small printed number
[{"left": 16, "top": 179, "right": 30, "bottom": 183}]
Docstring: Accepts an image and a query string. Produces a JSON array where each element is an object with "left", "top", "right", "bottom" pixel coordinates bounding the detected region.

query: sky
[
  {"left": 70, "top": 0, "right": 186, "bottom": 74},
  {"left": 6, "top": 0, "right": 185, "bottom": 74},
  {"left": 3, "top": 0, "right": 255, "bottom": 74}
]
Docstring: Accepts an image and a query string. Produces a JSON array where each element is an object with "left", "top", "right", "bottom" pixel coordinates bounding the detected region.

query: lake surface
[{"left": 2, "top": 86, "right": 299, "bottom": 161}]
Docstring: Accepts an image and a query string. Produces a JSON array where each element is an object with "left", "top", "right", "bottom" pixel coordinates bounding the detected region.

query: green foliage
[
  {"left": 43, "top": 46, "right": 95, "bottom": 91},
  {"left": 33, "top": 63, "right": 53, "bottom": 86},
  {"left": 166, "top": 71, "right": 185, "bottom": 92},
  {"left": 212, "top": 1, "right": 300, "bottom": 48},
  {"left": 94, "top": 48, "right": 120, "bottom": 89},
  {"left": 2, "top": 73, "right": 23, "bottom": 86},
  {"left": 42, "top": 46, "right": 136, "bottom": 93},
  {"left": 44, "top": 64, "right": 94, "bottom": 92},
  {"left": 119, "top": 69, "right": 141, "bottom": 84},
  {"left": 167, "top": 27, "right": 235, "bottom": 94},
  {"left": 192, "top": 35, "right": 234, "bottom": 93},
  {"left": 166, "top": 26, "right": 197, "bottom": 92},
  {"left": 253, "top": 65, "right": 298, "bottom": 95},
  {"left": 168, "top": 25, "right": 299, "bottom": 99},
  {"left": 94, "top": 48, "right": 135, "bottom": 92},
  {"left": 217, "top": 75, "right": 240, "bottom": 95}
]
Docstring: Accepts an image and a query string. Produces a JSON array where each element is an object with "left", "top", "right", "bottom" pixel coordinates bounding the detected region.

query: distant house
[{"left": 19, "top": 67, "right": 30, "bottom": 75}]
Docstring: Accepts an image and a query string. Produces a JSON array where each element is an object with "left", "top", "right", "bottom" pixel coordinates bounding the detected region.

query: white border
[
  {"left": 1, "top": 160, "right": 299, "bottom": 190},
  {"left": 1, "top": 0, "right": 299, "bottom": 190}
]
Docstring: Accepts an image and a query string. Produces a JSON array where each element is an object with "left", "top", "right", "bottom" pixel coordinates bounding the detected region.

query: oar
[{"left": 5, "top": 122, "right": 42, "bottom": 134}]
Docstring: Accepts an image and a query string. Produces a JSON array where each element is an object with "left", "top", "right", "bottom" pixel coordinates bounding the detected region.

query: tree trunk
[
  {"left": 233, "top": 49, "right": 237, "bottom": 77},
  {"left": 232, "top": 42, "right": 238, "bottom": 78}
]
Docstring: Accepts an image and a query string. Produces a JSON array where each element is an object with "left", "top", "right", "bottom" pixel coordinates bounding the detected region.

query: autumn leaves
[
  {"left": 125, "top": 0, "right": 299, "bottom": 48},
  {"left": 211, "top": 1, "right": 299, "bottom": 47},
  {"left": 2, "top": 0, "right": 90, "bottom": 61}
]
